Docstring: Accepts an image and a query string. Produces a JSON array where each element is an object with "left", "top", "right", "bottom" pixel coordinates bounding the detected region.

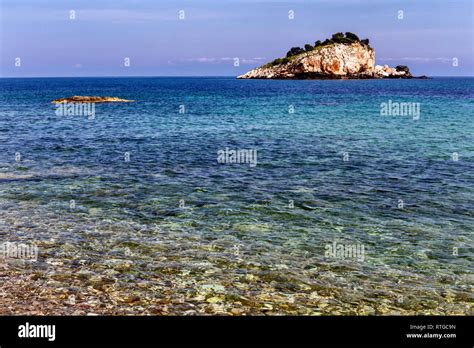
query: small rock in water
[{"left": 52, "top": 96, "right": 134, "bottom": 104}]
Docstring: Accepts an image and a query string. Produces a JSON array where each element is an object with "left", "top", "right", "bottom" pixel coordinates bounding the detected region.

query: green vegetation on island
[{"left": 265, "top": 32, "right": 370, "bottom": 68}]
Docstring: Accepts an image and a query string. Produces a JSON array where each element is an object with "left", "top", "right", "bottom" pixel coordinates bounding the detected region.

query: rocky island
[
  {"left": 52, "top": 96, "right": 134, "bottom": 104},
  {"left": 238, "top": 32, "right": 417, "bottom": 79}
]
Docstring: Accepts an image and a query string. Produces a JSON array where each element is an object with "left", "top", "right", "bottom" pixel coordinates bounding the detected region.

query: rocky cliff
[{"left": 238, "top": 40, "right": 413, "bottom": 79}]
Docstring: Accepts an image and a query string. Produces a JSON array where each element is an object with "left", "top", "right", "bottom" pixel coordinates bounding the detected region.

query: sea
[{"left": 0, "top": 77, "right": 472, "bottom": 314}]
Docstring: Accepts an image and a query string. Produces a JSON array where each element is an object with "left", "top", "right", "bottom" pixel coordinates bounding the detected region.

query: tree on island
[
  {"left": 330, "top": 32, "right": 357, "bottom": 44},
  {"left": 332, "top": 32, "right": 345, "bottom": 40},
  {"left": 345, "top": 32, "right": 360, "bottom": 41},
  {"left": 286, "top": 47, "right": 305, "bottom": 57},
  {"left": 269, "top": 32, "right": 371, "bottom": 67}
]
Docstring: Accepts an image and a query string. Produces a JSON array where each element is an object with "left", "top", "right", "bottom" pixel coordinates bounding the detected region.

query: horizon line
[{"left": 1, "top": 75, "right": 473, "bottom": 79}]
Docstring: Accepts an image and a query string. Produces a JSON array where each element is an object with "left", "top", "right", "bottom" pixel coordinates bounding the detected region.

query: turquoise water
[{"left": 0, "top": 77, "right": 472, "bottom": 314}]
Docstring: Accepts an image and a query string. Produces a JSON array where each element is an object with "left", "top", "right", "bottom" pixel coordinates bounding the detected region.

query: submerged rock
[{"left": 52, "top": 96, "right": 134, "bottom": 104}]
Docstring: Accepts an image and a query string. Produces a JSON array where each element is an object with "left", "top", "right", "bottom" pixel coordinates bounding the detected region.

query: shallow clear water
[{"left": 0, "top": 77, "right": 473, "bottom": 314}]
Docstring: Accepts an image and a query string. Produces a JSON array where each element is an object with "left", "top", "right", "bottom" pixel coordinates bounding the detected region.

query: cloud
[
  {"left": 168, "top": 57, "right": 267, "bottom": 65},
  {"left": 379, "top": 57, "right": 453, "bottom": 63}
]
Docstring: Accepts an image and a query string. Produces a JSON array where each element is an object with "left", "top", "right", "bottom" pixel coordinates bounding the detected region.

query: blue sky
[{"left": 1, "top": 0, "right": 473, "bottom": 77}]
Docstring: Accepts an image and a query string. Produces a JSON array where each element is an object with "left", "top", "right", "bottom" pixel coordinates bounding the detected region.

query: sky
[{"left": 0, "top": 0, "right": 473, "bottom": 77}]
